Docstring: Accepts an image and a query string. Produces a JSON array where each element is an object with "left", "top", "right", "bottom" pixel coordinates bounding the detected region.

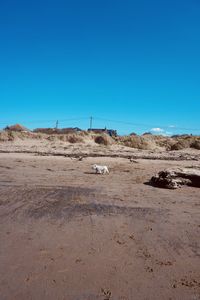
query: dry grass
[
  {"left": 0, "top": 131, "right": 84, "bottom": 144},
  {"left": 79, "top": 130, "right": 89, "bottom": 137},
  {"left": 0, "top": 130, "right": 43, "bottom": 142},
  {"left": 0, "top": 131, "right": 14, "bottom": 142},
  {"left": 0, "top": 129, "right": 200, "bottom": 151},
  {"left": 47, "top": 134, "right": 84, "bottom": 143},
  {"left": 152, "top": 136, "right": 174, "bottom": 150},
  {"left": 118, "top": 136, "right": 155, "bottom": 150},
  {"left": 170, "top": 136, "right": 200, "bottom": 150}
]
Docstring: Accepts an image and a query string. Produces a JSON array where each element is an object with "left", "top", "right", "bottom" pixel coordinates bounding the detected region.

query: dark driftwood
[{"left": 150, "top": 168, "right": 200, "bottom": 189}]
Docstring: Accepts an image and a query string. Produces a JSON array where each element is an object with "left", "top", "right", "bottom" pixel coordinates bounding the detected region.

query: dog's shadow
[{"left": 84, "top": 172, "right": 97, "bottom": 175}]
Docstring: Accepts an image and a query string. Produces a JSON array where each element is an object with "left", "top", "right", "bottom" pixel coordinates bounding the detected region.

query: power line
[
  {"left": 0, "top": 116, "right": 199, "bottom": 132},
  {"left": 93, "top": 117, "right": 200, "bottom": 132},
  {"left": 90, "top": 116, "right": 93, "bottom": 130}
]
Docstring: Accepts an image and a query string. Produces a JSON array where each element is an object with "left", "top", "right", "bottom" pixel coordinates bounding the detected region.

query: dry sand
[{"left": 0, "top": 152, "right": 200, "bottom": 300}]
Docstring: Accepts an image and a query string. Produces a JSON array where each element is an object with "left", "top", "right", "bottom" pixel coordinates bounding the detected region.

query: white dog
[{"left": 92, "top": 164, "right": 109, "bottom": 174}]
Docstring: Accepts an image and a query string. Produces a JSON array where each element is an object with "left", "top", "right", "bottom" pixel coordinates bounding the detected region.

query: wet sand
[{"left": 0, "top": 153, "right": 200, "bottom": 300}]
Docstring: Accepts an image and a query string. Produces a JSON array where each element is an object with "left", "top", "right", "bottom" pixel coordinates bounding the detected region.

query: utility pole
[
  {"left": 90, "top": 116, "right": 93, "bottom": 130},
  {"left": 55, "top": 120, "right": 58, "bottom": 129}
]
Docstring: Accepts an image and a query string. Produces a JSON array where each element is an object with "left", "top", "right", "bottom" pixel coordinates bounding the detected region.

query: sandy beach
[{"left": 0, "top": 149, "right": 200, "bottom": 300}]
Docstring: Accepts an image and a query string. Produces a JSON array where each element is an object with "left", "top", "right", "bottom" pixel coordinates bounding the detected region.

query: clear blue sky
[{"left": 0, "top": 0, "right": 200, "bottom": 135}]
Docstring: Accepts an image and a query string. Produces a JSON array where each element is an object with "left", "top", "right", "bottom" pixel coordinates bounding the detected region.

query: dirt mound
[{"left": 5, "top": 124, "right": 29, "bottom": 132}]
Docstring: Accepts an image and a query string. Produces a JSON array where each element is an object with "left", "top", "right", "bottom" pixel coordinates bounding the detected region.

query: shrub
[
  {"left": 190, "top": 140, "right": 200, "bottom": 150},
  {"left": 142, "top": 132, "right": 152, "bottom": 136},
  {"left": 67, "top": 134, "right": 83, "bottom": 143},
  {"left": 94, "top": 134, "right": 111, "bottom": 146},
  {"left": 170, "top": 140, "right": 190, "bottom": 150}
]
